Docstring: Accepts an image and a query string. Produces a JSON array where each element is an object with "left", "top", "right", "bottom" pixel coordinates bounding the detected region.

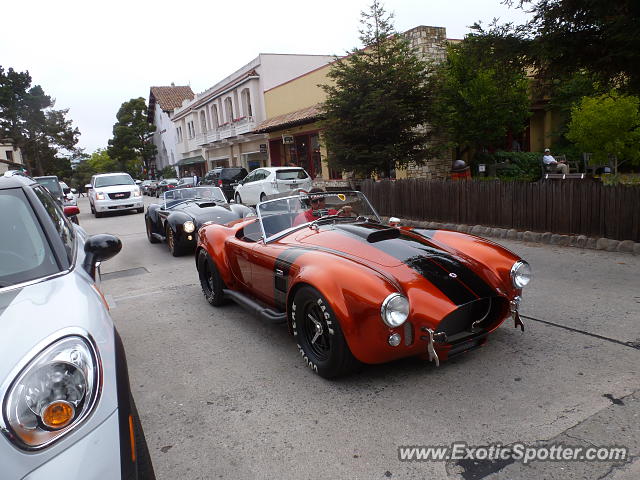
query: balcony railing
[{"left": 234, "top": 116, "right": 257, "bottom": 135}]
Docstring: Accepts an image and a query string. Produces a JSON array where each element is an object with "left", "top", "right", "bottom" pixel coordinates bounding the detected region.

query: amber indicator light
[{"left": 42, "top": 401, "right": 74, "bottom": 429}]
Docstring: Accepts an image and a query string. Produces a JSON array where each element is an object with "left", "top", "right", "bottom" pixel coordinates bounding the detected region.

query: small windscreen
[{"left": 276, "top": 169, "right": 308, "bottom": 180}]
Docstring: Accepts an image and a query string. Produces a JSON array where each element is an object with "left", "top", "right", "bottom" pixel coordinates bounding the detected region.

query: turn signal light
[{"left": 41, "top": 401, "right": 75, "bottom": 429}]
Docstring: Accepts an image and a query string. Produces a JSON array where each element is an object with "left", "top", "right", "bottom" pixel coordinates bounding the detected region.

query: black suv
[{"left": 200, "top": 167, "right": 248, "bottom": 201}]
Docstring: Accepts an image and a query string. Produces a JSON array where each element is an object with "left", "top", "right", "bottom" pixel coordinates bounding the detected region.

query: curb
[{"left": 387, "top": 218, "right": 640, "bottom": 256}]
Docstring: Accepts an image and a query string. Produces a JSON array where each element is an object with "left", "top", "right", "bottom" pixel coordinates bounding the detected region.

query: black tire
[
  {"left": 235, "top": 193, "right": 242, "bottom": 204},
  {"left": 259, "top": 192, "right": 266, "bottom": 203},
  {"left": 130, "top": 397, "right": 156, "bottom": 480},
  {"left": 166, "top": 225, "right": 184, "bottom": 256},
  {"left": 146, "top": 218, "right": 159, "bottom": 243},
  {"left": 95, "top": 210, "right": 103, "bottom": 218},
  {"left": 291, "top": 286, "right": 360, "bottom": 378},
  {"left": 197, "top": 249, "right": 226, "bottom": 306},
  {"left": 136, "top": 207, "right": 144, "bottom": 213}
]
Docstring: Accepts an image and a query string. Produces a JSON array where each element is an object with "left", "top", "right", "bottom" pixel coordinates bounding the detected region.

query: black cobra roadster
[{"left": 145, "top": 186, "right": 254, "bottom": 256}]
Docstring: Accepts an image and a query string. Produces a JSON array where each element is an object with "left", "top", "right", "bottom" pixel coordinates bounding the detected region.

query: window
[
  {"left": 6, "top": 150, "right": 13, "bottom": 162},
  {"left": 187, "top": 121, "right": 195, "bottom": 138},
  {"left": 211, "top": 104, "right": 219, "bottom": 128},
  {"left": 94, "top": 174, "right": 135, "bottom": 187},
  {"left": 177, "top": 126, "right": 183, "bottom": 142},
  {"left": 0, "top": 188, "right": 58, "bottom": 286},
  {"left": 241, "top": 88, "right": 252, "bottom": 117},
  {"left": 224, "top": 97, "right": 234, "bottom": 122},
  {"left": 200, "top": 111, "right": 207, "bottom": 132},
  {"left": 32, "top": 185, "right": 75, "bottom": 263}
]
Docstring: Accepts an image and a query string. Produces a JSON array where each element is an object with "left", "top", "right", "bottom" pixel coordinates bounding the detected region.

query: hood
[
  {"left": 295, "top": 222, "right": 497, "bottom": 306},
  {"left": 94, "top": 184, "right": 138, "bottom": 193}
]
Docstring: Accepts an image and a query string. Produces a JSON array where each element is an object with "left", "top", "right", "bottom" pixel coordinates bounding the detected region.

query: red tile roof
[
  {"left": 253, "top": 104, "right": 324, "bottom": 133},
  {"left": 149, "top": 86, "right": 194, "bottom": 111}
]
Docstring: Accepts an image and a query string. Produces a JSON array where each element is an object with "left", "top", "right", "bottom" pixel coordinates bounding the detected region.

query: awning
[{"left": 175, "top": 155, "right": 206, "bottom": 166}]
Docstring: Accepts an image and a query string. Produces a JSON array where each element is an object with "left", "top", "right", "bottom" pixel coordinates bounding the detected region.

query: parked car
[
  {"left": 33, "top": 175, "right": 64, "bottom": 205},
  {"left": 87, "top": 172, "right": 144, "bottom": 218},
  {"left": 154, "top": 178, "right": 178, "bottom": 197},
  {"left": 145, "top": 186, "right": 254, "bottom": 256},
  {"left": 200, "top": 167, "right": 248, "bottom": 202},
  {"left": 232, "top": 167, "right": 312, "bottom": 206},
  {"left": 175, "top": 176, "right": 197, "bottom": 189},
  {"left": 146, "top": 180, "right": 159, "bottom": 197},
  {"left": 195, "top": 190, "right": 532, "bottom": 378},
  {"left": 59, "top": 181, "right": 77, "bottom": 206},
  {"left": 0, "top": 173, "right": 155, "bottom": 478},
  {"left": 140, "top": 180, "right": 153, "bottom": 195}
]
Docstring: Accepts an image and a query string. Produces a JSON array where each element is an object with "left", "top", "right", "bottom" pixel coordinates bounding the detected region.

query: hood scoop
[{"left": 335, "top": 224, "right": 400, "bottom": 243}]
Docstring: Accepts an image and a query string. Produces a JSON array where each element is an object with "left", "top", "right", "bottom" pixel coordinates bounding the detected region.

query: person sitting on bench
[{"left": 543, "top": 148, "right": 569, "bottom": 174}]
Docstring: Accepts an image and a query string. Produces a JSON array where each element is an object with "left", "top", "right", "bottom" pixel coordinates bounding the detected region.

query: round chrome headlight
[
  {"left": 380, "top": 293, "right": 410, "bottom": 328},
  {"left": 183, "top": 221, "right": 196, "bottom": 233},
  {"left": 511, "top": 261, "right": 532, "bottom": 288}
]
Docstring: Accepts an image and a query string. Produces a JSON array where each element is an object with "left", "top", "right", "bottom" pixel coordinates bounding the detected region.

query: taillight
[{"left": 218, "top": 179, "right": 223, "bottom": 186}]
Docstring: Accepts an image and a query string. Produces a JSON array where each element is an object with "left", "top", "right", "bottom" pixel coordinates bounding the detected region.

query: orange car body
[{"left": 197, "top": 215, "right": 525, "bottom": 367}]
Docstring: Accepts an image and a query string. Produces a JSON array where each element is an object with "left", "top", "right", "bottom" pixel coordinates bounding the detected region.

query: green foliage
[
  {"left": 427, "top": 34, "right": 531, "bottom": 156},
  {"left": 159, "top": 165, "right": 177, "bottom": 178},
  {"left": 507, "top": 0, "right": 640, "bottom": 94},
  {"left": 566, "top": 91, "right": 640, "bottom": 167},
  {"left": 320, "top": 0, "right": 434, "bottom": 177},
  {"left": 0, "top": 66, "right": 80, "bottom": 176},
  {"left": 88, "top": 149, "right": 119, "bottom": 173},
  {"left": 473, "top": 151, "right": 542, "bottom": 181},
  {"left": 600, "top": 174, "right": 640, "bottom": 186},
  {"left": 108, "top": 97, "right": 156, "bottom": 173}
]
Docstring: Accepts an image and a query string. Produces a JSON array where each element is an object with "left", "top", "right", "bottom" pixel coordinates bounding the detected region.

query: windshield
[
  {"left": 34, "top": 177, "right": 62, "bottom": 195},
  {"left": 162, "top": 186, "right": 227, "bottom": 208},
  {"left": 256, "top": 191, "right": 380, "bottom": 241},
  {"left": 94, "top": 174, "right": 135, "bottom": 187},
  {"left": 0, "top": 189, "right": 59, "bottom": 288}
]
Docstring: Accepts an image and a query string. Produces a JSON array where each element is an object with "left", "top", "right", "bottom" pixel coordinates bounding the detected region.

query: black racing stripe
[
  {"left": 332, "top": 224, "right": 494, "bottom": 306},
  {"left": 274, "top": 248, "right": 308, "bottom": 310}
]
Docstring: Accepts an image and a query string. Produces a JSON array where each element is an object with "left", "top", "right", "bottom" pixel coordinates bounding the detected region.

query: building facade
[
  {"left": 0, "top": 141, "right": 24, "bottom": 175},
  {"left": 147, "top": 85, "right": 194, "bottom": 177},
  {"left": 171, "top": 54, "right": 334, "bottom": 177}
]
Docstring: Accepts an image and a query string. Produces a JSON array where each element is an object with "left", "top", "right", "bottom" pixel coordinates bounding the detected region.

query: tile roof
[
  {"left": 252, "top": 104, "right": 324, "bottom": 133},
  {"left": 150, "top": 86, "right": 195, "bottom": 111}
]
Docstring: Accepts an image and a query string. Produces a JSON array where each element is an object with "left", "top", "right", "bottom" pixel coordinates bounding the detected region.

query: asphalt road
[{"left": 77, "top": 195, "right": 640, "bottom": 480}]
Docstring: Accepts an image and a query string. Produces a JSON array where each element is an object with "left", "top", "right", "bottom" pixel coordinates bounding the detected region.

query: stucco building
[
  {"left": 0, "top": 141, "right": 24, "bottom": 175},
  {"left": 147, "top": 85, "right": 194, "bottom": 177},
  {"left": 170, "top": 54, "right": 335, "bottom": 177}
]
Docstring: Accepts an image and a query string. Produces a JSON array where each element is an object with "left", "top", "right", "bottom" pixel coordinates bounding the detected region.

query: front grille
[
  {"left": 108, "top": 191, "right": 131, "bottom": 200},
  {"left": 436, "top": 296, "right": 507, "bottom": 338}
]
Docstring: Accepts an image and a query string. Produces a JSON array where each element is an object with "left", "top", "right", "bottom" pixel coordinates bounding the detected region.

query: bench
[{"left": 544, "top": 173, "right": 586, "bottom": 180}]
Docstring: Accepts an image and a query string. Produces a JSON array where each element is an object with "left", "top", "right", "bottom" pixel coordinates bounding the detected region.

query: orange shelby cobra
[{"left": 196, "top": 191, "right": 532, "bottom": 378}]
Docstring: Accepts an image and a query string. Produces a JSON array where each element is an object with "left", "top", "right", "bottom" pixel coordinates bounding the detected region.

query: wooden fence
[{"left": 361, "top": 179, "right": 640, "bottom": 242}]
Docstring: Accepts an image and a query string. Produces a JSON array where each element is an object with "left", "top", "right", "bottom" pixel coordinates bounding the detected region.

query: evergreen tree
[
  {"left": 0, "top": 66, "right": 79, "bottom": 176},
  {"left": 321, "top": 0, "right": 433, "bottom": 177},
  {"left": 108, "top": 97, "right": 156, "bottom": 175}
]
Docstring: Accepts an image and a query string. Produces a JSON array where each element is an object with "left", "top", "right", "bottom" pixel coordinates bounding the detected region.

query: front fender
[
  {"left": 167, "top": 211, "right": 192, "bottom": 240},
  {"left": 288, "top": 253, "right": 400, "bottom": 364}
]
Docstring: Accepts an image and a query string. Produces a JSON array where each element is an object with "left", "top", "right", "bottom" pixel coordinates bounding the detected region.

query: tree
[
  {"left": 108, "top": 97, "right": 156, "bottom": 175},
  {"left": 159, "top": 165, "right": 177, "bottom": 178},
  {"left": 566, "top": 91, "right": 640, "bottom": 172},
  {"left": 506, "top": 0, "right": 640, "bottom": 94},
  {"left": 320, "top": 0, "right": 434, "bottom": 177},
  {"left": 0, "top": 66, "right": 80, "bottom": 176},
  {"left": 427, "top": 34, "right": 531, "bottom": 156},
  {"left": 88, "top": 148, "right": 119, "bottom": 173}
]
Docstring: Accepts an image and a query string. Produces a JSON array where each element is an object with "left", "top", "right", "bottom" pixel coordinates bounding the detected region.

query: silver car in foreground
[{"left": 0, "top": 172, "right": 155, "bottom": 479}]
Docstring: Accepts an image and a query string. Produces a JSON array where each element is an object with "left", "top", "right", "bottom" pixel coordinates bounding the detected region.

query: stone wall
[{"left": 402, "top": 26, "right": 451, "bottom": 180}]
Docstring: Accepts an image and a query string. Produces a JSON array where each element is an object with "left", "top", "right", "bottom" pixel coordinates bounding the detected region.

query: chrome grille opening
[{"left": 436, "top": 297, "right": 507, "bottom": 340}]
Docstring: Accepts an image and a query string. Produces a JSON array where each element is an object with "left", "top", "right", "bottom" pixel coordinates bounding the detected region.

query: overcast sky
[{"left": 1, "top": 0, "right": 531, "bottom": 155}]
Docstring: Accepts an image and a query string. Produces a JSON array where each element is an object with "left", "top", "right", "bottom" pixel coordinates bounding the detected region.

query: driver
[{"left": 292, "top": 188, "right": 351, "bottom": 226}]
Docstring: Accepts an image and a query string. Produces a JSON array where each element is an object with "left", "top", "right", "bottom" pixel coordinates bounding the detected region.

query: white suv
[
  {"left": 233, "top": 167, "right": 313, "bottom": 205},
  {"left": 88, "top": 172, "right": 144, "bottom": 217}
]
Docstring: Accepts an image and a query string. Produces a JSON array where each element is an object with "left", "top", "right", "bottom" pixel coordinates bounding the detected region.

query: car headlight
[
  {"left": 511, "top": 260, "right": 532, "bottom": 288},
  {"left": 133, "top": 188, "right": 142, "bottom": 197},
  {"left": 2, "top": 335, "right": 100, "bottom": 449},
  {"left": 183, "top": 220, "right": 195, "bottom": 233},
  {"left": 95, "top": 192, "right": 105, "bottom": 200},
  {"left": 380, "top": 293, "right": 410, "bottom": 327}
]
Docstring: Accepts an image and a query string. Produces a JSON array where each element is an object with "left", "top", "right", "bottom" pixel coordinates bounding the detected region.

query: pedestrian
[{"left": 543, "top": 148, "right": 569, "bottom": 174}]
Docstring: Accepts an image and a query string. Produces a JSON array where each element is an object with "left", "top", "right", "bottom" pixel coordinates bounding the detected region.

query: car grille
[
  {"left": 108, "top": 191, "right": 131, "bottom": 200},
  {"left": 436, "top": 296, "right": 508, "bottom": 340}
]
